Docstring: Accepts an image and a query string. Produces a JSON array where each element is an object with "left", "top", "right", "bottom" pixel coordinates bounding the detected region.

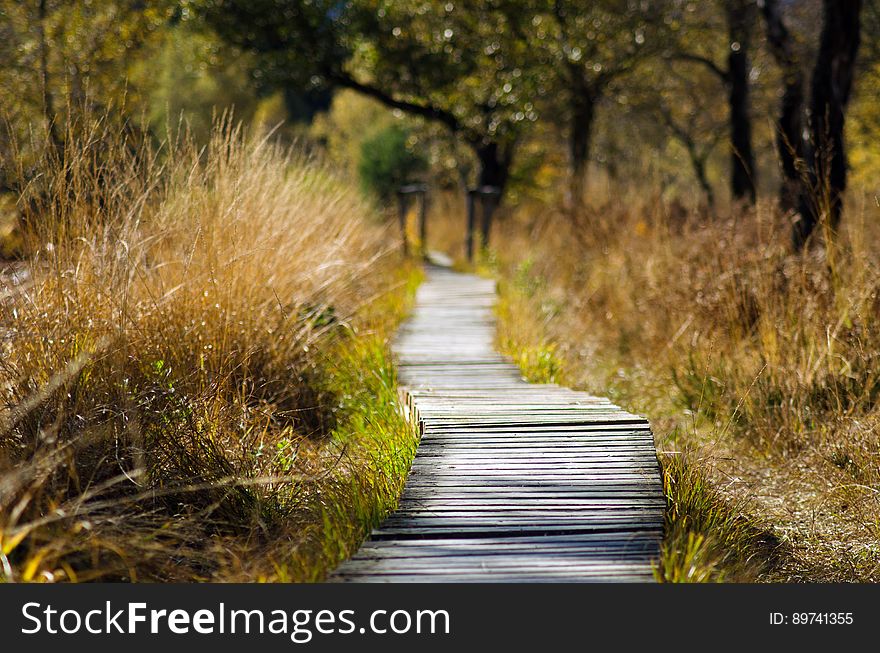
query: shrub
[{"left": 357, "top": 125, "right": 426, "bottom": 202}]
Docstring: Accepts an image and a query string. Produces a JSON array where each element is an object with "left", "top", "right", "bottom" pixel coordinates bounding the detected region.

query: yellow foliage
[
  {"left": 849, "top": 62, "right": 880, "bottom": 194},
  {"left": 0, "top": 195, "right": 23, "bottom": 259},
  {"left": 309, "top": 89, "right": 402, "bottom": 178}
]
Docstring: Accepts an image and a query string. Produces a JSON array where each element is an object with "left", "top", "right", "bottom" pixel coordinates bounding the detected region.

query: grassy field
[
  {"left": 430, "top": 187, "right": 880, "bottom": 582},
  {"left": 0, "top": 121, "right": 421, "bottom": 582}
]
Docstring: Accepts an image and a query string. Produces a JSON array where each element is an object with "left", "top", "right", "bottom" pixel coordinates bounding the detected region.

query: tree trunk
[
  {"left": 762, "top": 0, "right": 805, "bottom": 213},
  {"left": 474, "top": 140, "right": 513, "bottom": 195},
  {"left": 568, "top": 86, "right": 597, "bottom": 209},
  {"left": 37, "top": 0, "right": 63, "bottom": 154},
  {"left": 793, "top": 0, "right": 862, "bottom": 249},
  {"left": 467, "top": 140, "right": 513, "bottom": 255},
  {"left": 727, "top": 0, "right": 756, "bottom": 204},
  {"left": 689, "top": 148, "right": 715, "bottom": 210}
]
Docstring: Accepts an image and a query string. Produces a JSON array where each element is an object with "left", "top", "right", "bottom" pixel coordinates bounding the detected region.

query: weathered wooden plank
[
  {"left": 378, "top": 515, "right": 664, "bottom": 527},
  {"left": 392, "top": 505, "right": 666, "bottom": 514},
  {"left": 333, "top": 574, "right": 654, "bottom": 583},
  {"left": 409, "top": 460, "right": 660, "bottom": 469},
  {"left": 335, "top": 560, "right": 657, "bottom": 574},
  {"left": 409, "top": 449, "right": 657, "bottom": 458},
  {"left": 397, "top": 497, "right": 666, "bottom": 506},
  {"left": 355, "top": 532, "right": 659, "bottom": 549},
  {"left": 420, "top": 423, "right": 652, "bottom": 430},
  {"left": 407, "top": 475, "right": 661, "bottom": 483},
  {"left": 350, "top": 548, "right": 656, "bottom": 561},
  {"left": 371, "top": 527, "right": 663, "bottom": 539},
  {"left": 400, "top": 490, "right": 665, "bottom": 500}
]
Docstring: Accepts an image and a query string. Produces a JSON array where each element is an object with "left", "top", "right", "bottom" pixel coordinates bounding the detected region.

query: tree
[
  {"left": 847, "top": 0, "right": 880, "bottom": 190},
  {"left": 620, "top": 54, "right": 727, "bottom": 210},
  {"left": 726, "top": 0, "right": 757, "bottom": 204},
  {"left": 670, "top": 0, "right": 758, "bottom": 204},
  {"left": 656, "top": 85, "right": 723, "bottom": 209},
  {"left": 201, "top": 0, "right": 538, "bottom": 196},
  {"left": 760, "top": 0, "right": 805, "bottom": 213},
  {"left": 793, "top": 0, "right": 863, "bottom": 249},
  {"left": 0, "top": 0, "right": 174, "bottom": 178},
  {"left": 136, "top": 17, "right": 275, "bottom": 146},
  {"left": 358, "top": 124, "right": 426, "bottom": 201},
  {"left": 519, "top": 0, "right": 669, "bottom": 206}
]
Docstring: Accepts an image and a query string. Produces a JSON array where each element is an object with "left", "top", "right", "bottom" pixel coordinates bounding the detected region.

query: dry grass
[
  {"left": 434, "top": 184, "right": 880, "bottom": 581},
  {"left": 0, "top": 117, "right": 420, "bottom": 582}
]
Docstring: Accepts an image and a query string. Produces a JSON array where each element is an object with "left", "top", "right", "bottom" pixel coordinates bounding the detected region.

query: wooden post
[
  {"left": 398, "top": 184, "right": 428, "bottom": 258},
  {"left": 418, "top": 191, "right": 428, "bottom": 258},
  {"left": 479, "top": 187, "right": 500, "bottom": 249},
  {"left": 397, "top": 191, "right": 409, "bottom": 256},
  {"left": 465, "top": 190, "right": 476, "bottom": 262},
  {"left": 466, "top": 186, "right": 500, "bottom": 259}
]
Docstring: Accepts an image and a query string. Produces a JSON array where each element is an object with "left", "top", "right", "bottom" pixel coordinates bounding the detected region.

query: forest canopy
[{"left": 0, "top": 0, "right": 877, "bottom": 245}]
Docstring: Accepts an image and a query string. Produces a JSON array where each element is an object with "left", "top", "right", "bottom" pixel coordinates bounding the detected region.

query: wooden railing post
[
  {"left": 465, "top": 189, "right": 476, "bottom": 262},
  {"left": 479, "top": 186, "right": 501, "bottom": 249},
  {"left": 396, "top": 190, "right": 409, "bottom": 256},
  {"left": 397, "top": 183, "right": 428, "bottom": 258},
  {"left": 466, "top": 186, "right": 500, "bottom": 261},
  {"left": 418, "top": 191, "right": 428, "bottom": 258}
]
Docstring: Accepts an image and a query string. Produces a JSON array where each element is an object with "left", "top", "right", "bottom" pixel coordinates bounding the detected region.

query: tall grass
[
  {"left": 441, "top": 185, "right": 880, "bottom": 581},
  {"left": 0, "top": 119, "right": 419, "bottom": 582}
]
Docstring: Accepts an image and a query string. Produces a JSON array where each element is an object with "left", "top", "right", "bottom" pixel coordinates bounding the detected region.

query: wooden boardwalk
[{"left": 332, "top": 265, "right": 665, "bottom": 582}]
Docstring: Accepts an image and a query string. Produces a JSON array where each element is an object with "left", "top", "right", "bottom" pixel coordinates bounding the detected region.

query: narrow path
[{"left": 333, "top": 265, "right": 664, "bottom": 582}]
